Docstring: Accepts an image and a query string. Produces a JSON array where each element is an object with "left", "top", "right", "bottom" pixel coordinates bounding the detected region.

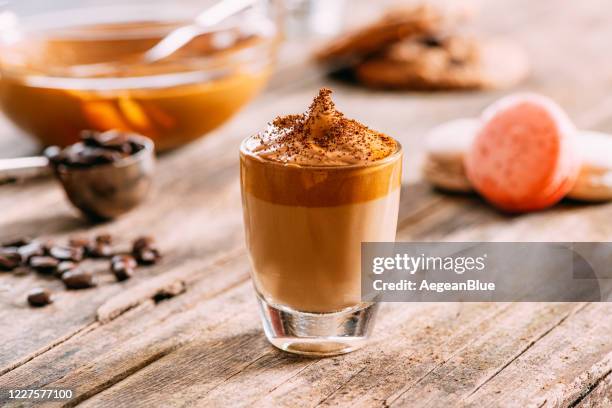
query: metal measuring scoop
[{"left": 0, "top": 134, "right": 155, "bottom": 221}]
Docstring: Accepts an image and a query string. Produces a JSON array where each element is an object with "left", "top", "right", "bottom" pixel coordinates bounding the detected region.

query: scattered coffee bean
[
  {"left": 69, "top": 236, "right": 90, "bottom": 248},
  {"left": 62, "top": 268, "right": 95, "bottom": 289},
  {"left": 111, "top": 254, "right": 137, "bottom": 269},
  {"left": 88, "top": 243, "right": 113, "bottom": 258},
  {"left": 2, "top": 237, "right": 31, "bottom": 247},
  {"left": 27, "top": 288, "right": 52, "bottom": 307},
  {"left": 0, "top": 246, "right": 19, "bottom": 253},
  {"left": 112, "top": 266, "right": 133, "bottom": 281},
  {"left": 112, "top": 264, "right": 133, "bottom": 281},
  {"left": 55, "top": 261, "right": 77, "bottom": 278},
  {"left": 0, "top": 251, "right": 21, "bottom": 271},
  {"left": 29, "top": 256, "right": 59, "bottom": 274},
  {"left": 135, "top": 248, "right": 161, "bottom": 265},
  {"left": 18, "top": 242, "right": 46, "bottom": 262},
  {"left": 95, "top": 234, "right": 113, "bottom": 245},
  {"left": 12, "top": 233, "right": 160, "bottom": 307},
  {"left": 132, "top": 236, "right": 154, "bottom": 252},
  {"left": 111, "top": 255, "right": 137, "bottom": 281},
  {"left": 85, "top": 233, "right": 114, "bottom": 258},
  {"left": 49, "top": 245, "right": 84, "bottom": 262},
  {"left": 132, "top": 236, "right": 161, "bottom": 265}
]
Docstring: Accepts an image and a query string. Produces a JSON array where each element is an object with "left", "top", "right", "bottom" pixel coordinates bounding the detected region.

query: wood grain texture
[{"left": 2, "top": 0, "right": 612, "bottom": 407}]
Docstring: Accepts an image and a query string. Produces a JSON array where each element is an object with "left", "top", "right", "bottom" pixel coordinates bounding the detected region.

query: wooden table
[{"left": 1, "top": 1, "right": 612, "bottom": 406}]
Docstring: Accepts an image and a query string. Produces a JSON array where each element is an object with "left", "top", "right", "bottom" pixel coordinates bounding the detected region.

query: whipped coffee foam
[{"left": 245, "top": 88, "right": 397, "bottom": 166}]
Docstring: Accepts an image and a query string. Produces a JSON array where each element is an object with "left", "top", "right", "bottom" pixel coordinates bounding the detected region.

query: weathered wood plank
[
  {"left": 576, "top": 371, "right": 612, "bottom": 408},
  {"left": 461, "top": 303, "right": 612, "bottom": 408}
]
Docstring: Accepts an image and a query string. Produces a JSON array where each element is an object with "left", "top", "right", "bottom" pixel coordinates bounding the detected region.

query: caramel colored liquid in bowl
[{"left": 0, "top": 21, "right": 272, "bottom": 151}]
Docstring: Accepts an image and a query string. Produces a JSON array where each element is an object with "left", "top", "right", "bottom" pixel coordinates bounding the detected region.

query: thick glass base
[{"left": 256, "top": 294, "right": 379, "bottom": 357}]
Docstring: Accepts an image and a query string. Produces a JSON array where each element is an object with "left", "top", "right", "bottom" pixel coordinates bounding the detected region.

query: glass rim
[{"left": 239, "top": 136, "right": 403, "bottom": 171}]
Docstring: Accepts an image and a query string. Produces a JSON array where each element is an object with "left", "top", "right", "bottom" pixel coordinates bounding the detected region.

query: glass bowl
[{"left": 0, "top": 0, "right": 280, "bottom": 151}]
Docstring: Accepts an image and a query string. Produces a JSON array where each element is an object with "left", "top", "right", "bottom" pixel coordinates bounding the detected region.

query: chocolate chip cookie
[
  {"left": 315, "top": 4, "right": 447, "bottom": 65},
  {"left": 355, "top": 35, "right": 529, "bottom": 90}
]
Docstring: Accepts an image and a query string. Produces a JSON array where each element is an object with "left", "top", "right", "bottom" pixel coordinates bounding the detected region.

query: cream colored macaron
[
  {"left": 423, "top": 118, "right": 478, "bottom": 192},
  {"left": 423, "top": 120, "right": 612, "bottom": 202},
  {"left": 567, "top": 130, "right": 612, "bottom": 201}
]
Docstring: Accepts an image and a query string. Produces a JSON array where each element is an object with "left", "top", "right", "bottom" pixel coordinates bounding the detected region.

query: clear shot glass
[{"left": 240, "top": 139, "right": 402, "bottom": 356}]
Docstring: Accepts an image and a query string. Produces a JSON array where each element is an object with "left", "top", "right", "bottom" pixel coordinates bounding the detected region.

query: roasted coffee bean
[
  {"left": 83, "top": 147, "right": 125, "bottom": 165},
  {"left": 55, "top": 261, "right": 77, "bottom": 278},
  {"left": 83, "top": 129, "right": 131, "bottom": 150},
  {"left": 69, "top": 236, "right": 90, "bottom": 248},
  {"left": 85, "top": 234, "right": 114, "bottom": 257},
  {"left": 88, "top": 243, "right": 113, "bottom": 258},
  {"left": 111, "top": 255, "right": 137, "bottom": 269},
  {"left": 111, "top": 255, "right": 137, "bottom": 281},
  {"left": 95, "top": 234, "right": 113, "bottom": 245},
  {"left": 55, "top": 143, "right": 90, "bottom": 167},
  {"left": 132, "top": 236, "right": 155, "bottom": 252},
  {"left": 2, "top": 237, "right": 31, "bottom": 247},
  {"left": 132, "top": 236, "right": 161, "bottom": 265},
  {"left": 29, "top": 256, "right": 59, "bottom": 274},
  {"left": 81, "top": 129, "right": 101, "bottom": 145},
  {"left": 112, "top": 263, "right": 134, "bottom": 281},
  {"left": 0, "top": 252, "right": 21, "bottom": 271},
  {"left": 49, "top": 245, "right": 84, "bottom": 262},
  {"left": 49, "top": 246, "right": 71, "bottom": 260},
  {"left": 62, "top": 268, "right": 95, "bottom": 289},
  {"left": 53, "top": 143, "right": 116, "bottom": 167},
  {"left": 18, "top": 242, "right": 45, "bottom": 261},
  {"left": 135, "top": 248, "right": 161, "bottom": 265},
  {"left": 27, "top": 288, "right": 52, "bottom": 307},
  {"left": 0, "top": 246, "right": 19, "bottom": 254}
]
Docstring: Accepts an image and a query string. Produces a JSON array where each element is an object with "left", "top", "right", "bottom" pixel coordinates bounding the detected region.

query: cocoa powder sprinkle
[{"left": 246, "top": 88, "right": 397, "bottom": 166}]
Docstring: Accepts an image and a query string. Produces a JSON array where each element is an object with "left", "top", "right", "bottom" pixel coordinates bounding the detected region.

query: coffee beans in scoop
[
  {"left": 45, "top": 130, "right": 145, "bottom": 169},
  {"left": 1, "top": 233, "right": 162, "bottom": 307}
]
